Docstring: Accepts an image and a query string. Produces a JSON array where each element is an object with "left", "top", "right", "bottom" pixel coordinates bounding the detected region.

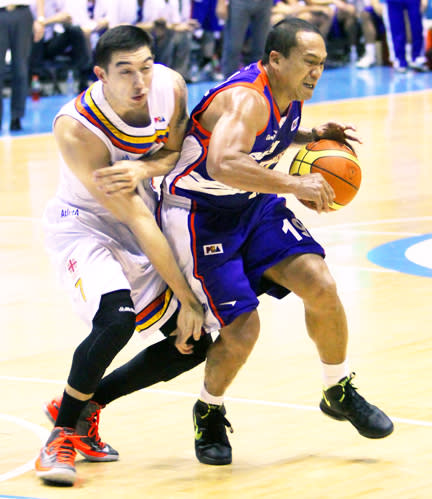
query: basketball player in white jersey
[{"left": 35, "top": 25, "right": 207, "bottom": 486}]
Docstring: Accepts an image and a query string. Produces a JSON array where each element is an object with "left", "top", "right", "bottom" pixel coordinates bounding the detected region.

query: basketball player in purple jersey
[{"left": 161, "top": 18, "right": 394, "bottom": 465}]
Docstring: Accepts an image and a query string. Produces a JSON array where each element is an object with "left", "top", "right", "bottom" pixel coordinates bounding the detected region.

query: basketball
[{"left": 289, "top": 139, "right": 362, "bottom": 210}]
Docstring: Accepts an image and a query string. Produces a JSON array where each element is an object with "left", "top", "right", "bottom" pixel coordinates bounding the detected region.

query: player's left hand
[
  {"left": 93, "top": 161, "right": 142, "bottom": 195},
  {"left": 314, "top": 122, "right": 362, "bottom": 151},
  {"left": 174, "top": 301, "right": 204, "bottom": 354}
]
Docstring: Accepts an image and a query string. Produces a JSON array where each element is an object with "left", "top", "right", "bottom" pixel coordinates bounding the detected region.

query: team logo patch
[
  {"left": 291, "top": 116, "right": 299, "bottom": 131},
  {"left": 203, "top": 243, "right": 224, "bottom": 255},
  {"left": 67, "top": 258, "right": 78, "bottom": 274}
]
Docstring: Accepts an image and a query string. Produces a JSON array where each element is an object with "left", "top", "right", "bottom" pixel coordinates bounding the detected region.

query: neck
[{"left": 263, "top": 64, "right": 292, "bottom": 115}]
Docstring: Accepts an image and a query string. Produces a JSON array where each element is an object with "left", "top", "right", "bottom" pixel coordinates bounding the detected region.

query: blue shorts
[{"left": 189, "top": 195, "right": 325, "bottom": 328}]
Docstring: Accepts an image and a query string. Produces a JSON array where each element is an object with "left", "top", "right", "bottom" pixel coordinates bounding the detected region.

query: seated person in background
[
  {"left": 355, "top": 0, "right": 385, "bottom": 68},
  {"left": 136, "top": 0, "right": 197, "bottom": 81},
  {"left": 271, "top": 0, "right": 330, "bottom": 27},
  {"left": 64, "top": 0, "right": 109, "bottom": 53},
  {"left": 102, "top": 0, "right": 139, "bottom": 27},
  {"left": 304, "top": 0, "right": 359, "bottom": 62},
  {"left": 30, "top": 0, "right": 92, "bottom": 92}
]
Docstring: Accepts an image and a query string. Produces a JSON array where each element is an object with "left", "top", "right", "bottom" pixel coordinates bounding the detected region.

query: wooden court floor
[{"left": 1, "top": 90, "right": 431, "bottom": 498}]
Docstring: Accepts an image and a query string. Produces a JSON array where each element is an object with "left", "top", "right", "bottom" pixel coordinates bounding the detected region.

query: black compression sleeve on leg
[
  {"left": 92, "top": 333, "right": 212, "bottom": 406},
  {"left": 67, "top": 290, "right": 136, "bottom": 394}
]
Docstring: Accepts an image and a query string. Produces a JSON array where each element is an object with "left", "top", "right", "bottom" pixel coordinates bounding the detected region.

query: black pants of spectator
[
  {"left": 31, "top": 25, "right": 92, "bottom": 88},
  {"left": 0, "top": 6, "right": 33, "bottom": 129}
]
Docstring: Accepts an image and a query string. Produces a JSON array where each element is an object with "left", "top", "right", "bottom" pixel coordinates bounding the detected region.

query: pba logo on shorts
[{"left": 203, "top": 243, "right": 223, "bottom": 255}]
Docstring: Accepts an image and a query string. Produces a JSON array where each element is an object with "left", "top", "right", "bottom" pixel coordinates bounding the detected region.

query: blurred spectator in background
[
  {"left": 101, "top": 0, "right": 138, "bottom": 27},
  {"left": 217, "top": 0, "right": 273, "bottom": 78},
  {"left": 137, "top": 0, "right": 196, "bottom": 80},
  {"left": 63, "top": 0, "right": 108, "bottom": 52},
  {"left": 384, "top": 0, "right": 429, "bottom": 72},
  {"left": 271, "top": 0, "right": 322, "bottom": 25},
  {"left": 190, "top": 0, "right": 224, "bottom": 81},
  {"left": 304, "top": 0, "right": 359, "bottom": 63},
  {"left": 30, "top": 0, "right": 92, "bottom": 92},
  {"left": 0, "top": 0, "right": 45, "bottom": 131},
  {"left": 355, "top": 0, "right": 385, "bottom": 68}
]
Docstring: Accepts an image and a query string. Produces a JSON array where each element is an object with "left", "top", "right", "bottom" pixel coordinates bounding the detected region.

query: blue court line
[
  {"left": 0, "top": 496, "right": 46, "bottom": 499},
  {"left": 367, "top": 234, "right": 432, "bottom": 277}
]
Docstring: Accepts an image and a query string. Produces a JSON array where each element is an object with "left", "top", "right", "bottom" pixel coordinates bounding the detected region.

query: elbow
[{"left": 207, "top": 153, "right": 237, "bottom": 183}]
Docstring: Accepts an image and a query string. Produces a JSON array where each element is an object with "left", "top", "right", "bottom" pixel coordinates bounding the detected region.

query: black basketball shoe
[
  {"left": 319, "top": 373, "right": 394, "bottom": 438},
  {"left": 193, "top": 400, "right": 233, "bottom": 465}
]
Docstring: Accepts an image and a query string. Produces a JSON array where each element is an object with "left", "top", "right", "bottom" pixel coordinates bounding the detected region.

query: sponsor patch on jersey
[
  {"left": 203, "top": 243, "right": 224, "bottom": 255},
  {"left": 60, "top": 208, "right": 79, "bottom": 217},
  {"left": 119, "top": 306, "right": 135, "bottom": 313},
  {"left": 291, "top": 116, "right": 300, "bottom": 131}
]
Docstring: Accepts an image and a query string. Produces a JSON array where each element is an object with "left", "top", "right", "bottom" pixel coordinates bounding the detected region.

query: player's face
[
  {"left": 98, "top": 46, "right": 154, "bottom": 111},
  {"left": 278, "top": 31, "right": 326, "bottom": 101}
]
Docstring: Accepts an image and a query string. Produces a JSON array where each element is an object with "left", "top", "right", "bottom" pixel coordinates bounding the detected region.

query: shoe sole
[
  {"left": 36, "top": 468, "right": 76, "bottom": 485},
  {"left": 196, "top": 453, "right": 232, "bottom": 465},
  {"left": 43, "top": 403, "right": 119, "bottom": 462},
  {"left": 319, "top": 403, "right": 394, "bottom": 439}
]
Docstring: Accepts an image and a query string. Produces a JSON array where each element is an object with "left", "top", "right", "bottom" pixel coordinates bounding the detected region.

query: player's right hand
[{"left": 293, "top": 173, "right": 335, "bottom": 213}]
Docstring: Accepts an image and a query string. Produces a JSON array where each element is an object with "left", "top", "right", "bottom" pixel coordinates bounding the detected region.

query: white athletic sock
[
  {"left": 199, "top": 385, "right": 224, "bottom": 406},
  {"left": 322, "top": 360, "right": 350, "bottom": 389},
  {"left": 365, "top": 43, "right": 376, "bottom": 60}
]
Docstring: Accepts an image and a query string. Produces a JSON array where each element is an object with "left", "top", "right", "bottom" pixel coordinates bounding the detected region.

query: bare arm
[
  {"left": 54, "top": 116, "right": 203, "bottom": 347},
  {"left": 93, "top": 70, "right": 189, "bottom": 195},
  {"left": 204, "top": 87, "right": 335, "bottom": 212}
]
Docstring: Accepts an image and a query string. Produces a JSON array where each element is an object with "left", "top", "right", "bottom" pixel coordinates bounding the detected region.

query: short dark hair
[
  {"left": 262, "top": 18, "right": 324, "bottom": 64},
  {"left": 94, "top": 25, "right": 154, "bottom": 69}
]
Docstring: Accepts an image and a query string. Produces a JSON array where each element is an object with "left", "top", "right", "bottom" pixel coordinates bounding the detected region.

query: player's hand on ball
[
  {"left": 314, "top": 121, "right": 361, "bottom": 151},
  {"left": 292, "top": 173, "right": 335, "bottom": 213}
]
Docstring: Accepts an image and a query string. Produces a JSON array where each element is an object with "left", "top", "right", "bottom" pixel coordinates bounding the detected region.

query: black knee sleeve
[
  {"left": 68, "top": 290, "right": 136, "bottom": 393},
  {"left": 93, "top": 332, "right": 213, "bottom": 405}
]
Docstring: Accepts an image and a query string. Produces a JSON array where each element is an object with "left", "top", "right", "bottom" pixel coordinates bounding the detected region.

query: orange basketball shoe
[
  {"left": 44, "top": 396, "right": 119, "bottom": 462},
  {"left": 35, "top": 427, "right": 78, "bottom": 485}
]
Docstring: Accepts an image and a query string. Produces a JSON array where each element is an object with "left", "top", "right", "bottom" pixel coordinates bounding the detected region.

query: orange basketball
[{"left": 289, "top": 139, "right": 362, "bottom": 210}]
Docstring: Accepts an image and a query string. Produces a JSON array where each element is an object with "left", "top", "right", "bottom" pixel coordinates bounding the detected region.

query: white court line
[
  {"left": 310, "top": 216, "right": 432, "bottom": 231},
  {"left": 0, "top": 414, "right": 49, "bottom": 483},
  {"left": 1, "top": 376, "right": 431, "bottom": 428}
]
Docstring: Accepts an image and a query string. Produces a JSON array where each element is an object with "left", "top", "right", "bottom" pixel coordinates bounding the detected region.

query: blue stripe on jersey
[{"left": 168, "top": 62, "right": 302, "bottom": 209}]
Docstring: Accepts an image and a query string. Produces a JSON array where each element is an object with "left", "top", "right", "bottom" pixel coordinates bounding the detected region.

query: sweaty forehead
[{"left": 110, "top": 47, "right": 153, "bottom": 67}]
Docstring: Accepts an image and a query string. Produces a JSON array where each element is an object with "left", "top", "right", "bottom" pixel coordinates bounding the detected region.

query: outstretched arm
[{"left": 54, "top": 116, "right": 203, "bottom": 350}]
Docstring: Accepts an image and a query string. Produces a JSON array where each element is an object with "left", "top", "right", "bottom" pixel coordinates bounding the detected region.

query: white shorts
[{"left": 43, "top": 198, "right": 178, "bottom": 338}]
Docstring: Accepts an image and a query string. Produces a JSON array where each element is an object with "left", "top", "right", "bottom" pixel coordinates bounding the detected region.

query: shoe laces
[
  {"left": 48, "top": 431, "right": 79, "bottom": 464},
  {"left": 206, "top": 405, "right": 234, "bottom": 439},
  {"left": 339, "top": 373, "right": 375, "bottom": 417},
  {"left": 85, "top": 406, "right": 104, "bottom": 447}
]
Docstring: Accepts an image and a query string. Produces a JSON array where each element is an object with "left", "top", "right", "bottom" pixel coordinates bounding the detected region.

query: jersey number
[
  {"left": 75, "top": 278, "right": 87, "bottom": 302},
  {"left": 282, "top": 217, "right": 311, "bottom": 240}
]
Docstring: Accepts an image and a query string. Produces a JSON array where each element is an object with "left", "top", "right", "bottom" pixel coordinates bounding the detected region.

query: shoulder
[
  {"left": 217, "top": 85, "right": 268, "bottom": 118},
  {"left": 54, "top": 115, "right": 103, "bottom": 150}
]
